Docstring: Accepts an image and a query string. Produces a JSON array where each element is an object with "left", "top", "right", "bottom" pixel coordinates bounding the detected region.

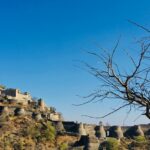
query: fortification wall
[{"left": 62, "top": 121, "right": 150, "bottom": 138}]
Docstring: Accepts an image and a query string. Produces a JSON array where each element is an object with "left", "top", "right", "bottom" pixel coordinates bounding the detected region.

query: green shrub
[
  {"left": 129, "top": 136, "right": 147, "bottom": 148},
  {"left": 106, "top": 138, "right": 119, "bottom": 150},
  {"left": 133, "top": 136, "right": 146, "bottom": 143},
  {"left": 24, "top": 121, "right": 56, "bottom": 142},
  {"left": 42, "top": 122, "right": 56, "bottom": 141},
  {"left": 59, "top": 143, "right": 68, "bottom": 150}
]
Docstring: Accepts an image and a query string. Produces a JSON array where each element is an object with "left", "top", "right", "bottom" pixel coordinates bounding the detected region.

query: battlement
[
  {"left": 59, "top": 121, "right": 150, "bottom": 139},
  {"left": 56, "top": 121, "right": 150, "bottom": 149},
  {"left": 0, "top": 88, "right": 32, "bottom": 104},
  {"left": 0, "top": 85, "right": 63, "bottom": 122}
]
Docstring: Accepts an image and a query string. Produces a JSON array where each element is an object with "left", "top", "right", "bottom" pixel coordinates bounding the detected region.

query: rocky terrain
[
  {"left": 0, "top": 115, "right": 78, "bottom": 150},
  {"left": 1, "top": 114, "right": 150, "bottom": 150},
  {"left": 0, "top": 86, "right": 150, "bottom": 149}
]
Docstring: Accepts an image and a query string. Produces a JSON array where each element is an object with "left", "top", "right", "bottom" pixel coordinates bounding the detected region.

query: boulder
[{"left": 15, "top": 108, "right": 25, "bottom": 116}]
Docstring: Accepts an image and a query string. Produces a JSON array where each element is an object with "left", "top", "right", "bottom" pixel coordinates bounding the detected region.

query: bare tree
[{"left": 74, "top": 22, "right": 150, "bottom": 119}]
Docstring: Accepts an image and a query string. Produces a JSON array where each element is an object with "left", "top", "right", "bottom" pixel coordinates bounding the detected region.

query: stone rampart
[{"left": 61, "top": 121, "right": 150, "bottom": 138}]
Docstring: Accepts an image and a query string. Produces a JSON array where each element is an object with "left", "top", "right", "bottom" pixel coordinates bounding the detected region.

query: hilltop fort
[
  {"left": 0, "top": 85, "right": 150, "bottom": 149},
  {"left": 0, "top": 85, "right": 63, "bottom": 121}
]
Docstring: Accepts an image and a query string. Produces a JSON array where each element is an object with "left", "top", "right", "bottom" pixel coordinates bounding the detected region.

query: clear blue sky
[{"left": 0, "top": 0, "right": 150, "bottom": 125}]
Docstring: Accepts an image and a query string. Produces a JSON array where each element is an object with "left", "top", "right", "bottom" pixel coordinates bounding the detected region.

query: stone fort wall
[{"left": 62, "top": 121, "right": 150, "bottom": 138}]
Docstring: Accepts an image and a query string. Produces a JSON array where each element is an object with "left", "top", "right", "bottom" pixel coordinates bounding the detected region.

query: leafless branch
[
  {"left": 82, "top": 102, "right": 132, "bottom": 119},
  {"left": 128, "top": 20, "right": 150, "bottom": 33},
  {"left": 74, "top": 22, "right": 150, "bottom": 119}
]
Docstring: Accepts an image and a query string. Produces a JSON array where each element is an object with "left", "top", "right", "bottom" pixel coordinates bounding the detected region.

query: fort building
[
  {"left": 0, "top": 88, "right": 32, "bottom": 104},
  {"left": 0, "top": 86, "right": 63, "bottom": 122}
]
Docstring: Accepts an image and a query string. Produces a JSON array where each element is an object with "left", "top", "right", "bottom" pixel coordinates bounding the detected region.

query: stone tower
[
  {"left": 96, "top": 125, "right": 106, "bottom": 139},
  {"left": 109, "top": 126, "right": 124, "bottom": 139},
  {"left": 56, "top": 121, "right": 65, "bottom": 132},
  {"left": 78, "top": 123, "right": 87, "bottom": 136},
  {"left": 38, "top": 99, "right": 45, "bottom": 111},
  {"left": 125, "top": 125, "right": 144, "bottom": 138},
  {"left": 134, "top": 125, "right": 144, "bottom": 136}
]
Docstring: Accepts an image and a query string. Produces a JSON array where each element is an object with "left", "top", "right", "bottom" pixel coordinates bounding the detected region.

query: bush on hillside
[
  {"left": 59, "top": 143, "right": 68, "bottom": 150},
  {"left": 105, "top": 138, "right": 119, "bottom": 150},
  {"left": 42, "top": 122, "right": 56, "bottom": 141},
  {"left": 24, "top": 121, "right": 56, "bottom": 142},
  {"left": 133, "top": 136, "right": 146, "bottom": 143}
]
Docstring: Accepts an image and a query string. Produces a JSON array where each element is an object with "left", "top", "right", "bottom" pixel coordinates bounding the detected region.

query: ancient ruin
[
  {"left": 1, "top": 85, "right": 150, "bottom": 149},
  {"left": 0, "top": 85, "right": 63, "bottom": 121}
]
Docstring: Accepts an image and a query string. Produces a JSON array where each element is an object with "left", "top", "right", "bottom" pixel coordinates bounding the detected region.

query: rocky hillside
[
  {"left": 0, "top": 114, "right": 150, "bottom": 150},
  {"left": 0, "top": 86, "right": 150, "bottom": 149},
  {"left": 0, "top": 115, "right": 78, "bottom": 150}
]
